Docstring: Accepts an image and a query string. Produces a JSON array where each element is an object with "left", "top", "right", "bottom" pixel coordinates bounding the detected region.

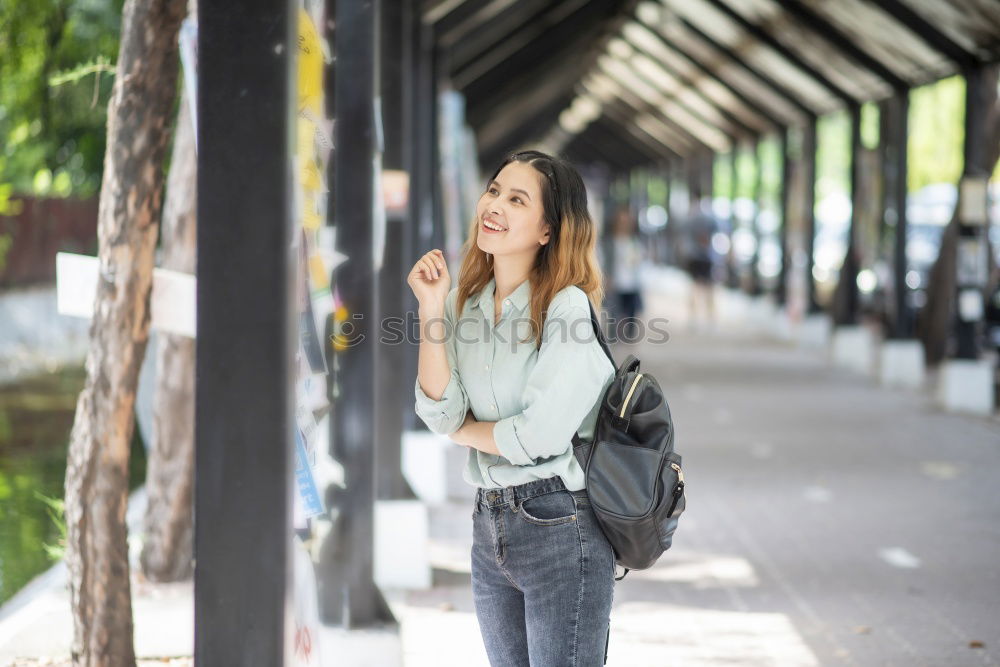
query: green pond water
[{"left": 0, "top": 366, "right": 147, "bottom": 605}]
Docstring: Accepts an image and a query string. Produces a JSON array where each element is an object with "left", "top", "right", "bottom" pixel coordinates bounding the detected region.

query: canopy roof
[{"left": 422, "top": 0, "right": 1000, "bottom": 169}]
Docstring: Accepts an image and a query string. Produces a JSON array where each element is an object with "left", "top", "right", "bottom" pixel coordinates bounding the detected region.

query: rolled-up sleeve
[
  {"left": 414, "top": 290, "right": 470, "bottom": 435},
  {"left": 493, "top": 303, "right": 613, "bottom": 466}
]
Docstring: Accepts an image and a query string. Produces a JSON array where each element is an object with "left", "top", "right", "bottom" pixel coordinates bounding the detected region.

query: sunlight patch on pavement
[
  {"left": 396, "top": 605, "right": 489, "bottom": 667},
  {"left": 802, "top": 485, "right": 832, "bottom": 503},
  {"left": 629, "top": 553, "right": 760, "bottom": 588},
  {"left": 608, "top": 602, "right": 821, "bottom": 666},
  {"left": 878, "top": 547, "right": 921, "bottom": 569},
  {"left": 919, "top": 461, "right": 962, "bottom": 480}
]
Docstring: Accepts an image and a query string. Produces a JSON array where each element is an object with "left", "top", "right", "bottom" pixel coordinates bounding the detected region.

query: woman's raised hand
[{"left": 407, "top": 249, "right": 450, "bottom": 311}]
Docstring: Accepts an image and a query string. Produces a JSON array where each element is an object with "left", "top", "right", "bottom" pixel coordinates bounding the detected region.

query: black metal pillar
[
  {"left": 803, "top": 116, "right": 820, "bottom": 313},
  {"left": 954, "top": 67, "right": 993, "bottom": 359},
  {"left": 777, "top": 126, "right": 791, "bottom": 306},
  {"left": 376, "top": 0, "right": 416, "bottom": 500},
  {"left": 883, "top": 92, "right": 912, "bottom": 338},
  {"left": 834, "top": 104, "right": 863, "bottom": 325},
  {"left": 195, "top": 0, "right": 295, "bottom": 663},
  {"left": 749, "top": 137, "right": 763, "bottom": 295},
  {"left": 429, "top": 44, "right": 445, "bottom": 253},
  {"left": 727, "top": 145, "right": 740, "bottom": 289},
  {"left": 321, "top": 0, "right": 394, "bottom": 628}
]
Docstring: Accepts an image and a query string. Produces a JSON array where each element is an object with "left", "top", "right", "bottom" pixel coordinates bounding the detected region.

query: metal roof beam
[
  {"left": 583, "top": 92, "right": 685, "bottom": 159},
  {"left": 699, "top": 0, "right": 858, "bottom": 104},
  {"left": 610, "top": 42, "right": 755, "bottom": 141},
  {"left": 866, "top": 0, "right": 979, "bottom": 71},
  {"left": 587, "top": 69, "right": 711, "bottom": 152},
  {"left": 624, "top": 19, "right": 785, "bottom": 128},
  {"left": 588, "top": 116, "right": 672, "bottom": 163},
  {"left": 454, "top": 0, "right": 616, "bottom": 90},
  {"left": 435, "top": 0, "right": 519, "bottom": 48},
  {"left": 422, "top": 0, "right": 466, "bottom": 26},
  {"left": 671, "top": 15, "right": 818, "bottom": 117},
  {"left": 478, "top": 92, "right": 573, "bottom": 165},
  {"left": 771, "top": 0, "right": 909, "bottom": 90},
  {"left": 597, "top": 55, "right": 733, "bottom": 151},
  {"left": 446, "top": 0, "right": 571, "bottom": 71},
  {"left": 567, "top": 131, "right": 644, "bottom": 171},
  {"left": 585, "top": 119, "right": 662, "bottom": 166},
  {"left": 621, "top": 30, "right": 768, "bottom": 136},
  {"left": 590, "top": 85, "right": 694, "bottom": 155}
]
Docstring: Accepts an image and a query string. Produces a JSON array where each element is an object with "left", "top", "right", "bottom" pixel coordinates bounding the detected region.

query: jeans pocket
[{"left": 516, "top": 490, "right": 578, "bottom": 526}]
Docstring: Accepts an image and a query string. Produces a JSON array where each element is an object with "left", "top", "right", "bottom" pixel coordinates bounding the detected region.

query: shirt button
[
  {"left": 490, "top": 403, "right": 496, "bottom": 409},
  {"left": 485, "top": 364, "right": 490, "bottom": 370},
  {"left": 504, "top": 299, "right": 511, "bottom": 305}
]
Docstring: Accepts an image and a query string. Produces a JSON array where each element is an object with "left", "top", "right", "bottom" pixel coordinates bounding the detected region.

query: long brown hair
[{"left": 455, "top": 150, "right": 605, "bottom": 351}]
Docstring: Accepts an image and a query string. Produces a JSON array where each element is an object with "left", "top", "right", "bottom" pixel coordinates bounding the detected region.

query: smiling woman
[{"left": 409, "top": 150, "right": 617, "bottom": 666}]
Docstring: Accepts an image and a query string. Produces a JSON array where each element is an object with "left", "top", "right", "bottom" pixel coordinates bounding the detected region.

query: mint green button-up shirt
[{"left": 414, "top": 276, "right": 616, "bottom": 490}]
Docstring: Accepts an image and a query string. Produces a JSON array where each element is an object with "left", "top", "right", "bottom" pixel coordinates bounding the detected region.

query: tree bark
[
  {"left": 63, "top": 0, "right": 186, "bottom": 663},
  {"left": 918, "top": 66, "right": 1000, "bottom": 365},
  {"left": 140, "top": 83, "right": 196, "bottom": 583}
]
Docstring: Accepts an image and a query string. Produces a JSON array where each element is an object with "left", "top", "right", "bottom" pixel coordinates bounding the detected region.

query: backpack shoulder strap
[{"left": 573, "top": 300, "right": 617, "bottom": 449}]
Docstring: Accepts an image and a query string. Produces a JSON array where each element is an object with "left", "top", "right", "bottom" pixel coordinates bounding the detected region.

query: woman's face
[{"left": 475, "top": 161, "right": 551, "bottom": 258}]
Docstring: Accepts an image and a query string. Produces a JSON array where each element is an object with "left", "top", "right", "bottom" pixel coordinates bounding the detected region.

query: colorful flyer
[{"left": 294, "top": 428, "right": 324, "bottom": 519}]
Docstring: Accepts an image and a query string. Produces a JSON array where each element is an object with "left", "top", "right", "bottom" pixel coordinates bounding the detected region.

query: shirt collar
[{"left": 474, "top": 275, "right": 532, "bottom": 317}]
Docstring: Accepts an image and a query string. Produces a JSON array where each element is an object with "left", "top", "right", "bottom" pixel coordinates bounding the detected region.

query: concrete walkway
[
  {"left": 2, "top": 267, "right": 998, "bottom": 665},
  {"left": 394, "top": 268, "right": 1000, "bottom": 666}
]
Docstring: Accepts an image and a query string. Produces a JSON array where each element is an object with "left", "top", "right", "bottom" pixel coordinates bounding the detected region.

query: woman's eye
[
  {"left": 487, "top": 188, "right": 498, "bottom": 195},
  {"left": 512, "top": 197, "right": 523, "bottom": 205}
]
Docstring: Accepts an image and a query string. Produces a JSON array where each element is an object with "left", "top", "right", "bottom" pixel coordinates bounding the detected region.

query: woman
[
  {"left": 408, "top": 150, "right": 617, "bottom": 666},
  {"left": 610, "top": 205, "right": 644, "bottom": 324}
]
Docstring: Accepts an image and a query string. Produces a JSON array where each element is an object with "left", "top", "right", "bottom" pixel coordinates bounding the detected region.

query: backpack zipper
[
  {"left": 670, "top": 461, "right": 684, "bottom": 483},
  {"left": 619, "top": 373, "right": 644, "bottom": 418}
]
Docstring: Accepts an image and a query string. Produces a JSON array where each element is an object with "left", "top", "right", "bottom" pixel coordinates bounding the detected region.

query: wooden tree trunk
[
  {"left": 63, "top": 0, "right": 186, "bottom": 663},
  {"left": 140, "top": 83, "right": 196, "bottom": 583},
  {"left": 918, "top": 66, "right": 1000, "bottom": 365}
]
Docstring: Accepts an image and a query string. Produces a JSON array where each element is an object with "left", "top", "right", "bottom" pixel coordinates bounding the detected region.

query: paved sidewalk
[
  {"left": 393, "top": 270, "right": 1000, "bottom": 666},
  {"left": 3, "top": 268, "right": 998, "bottom": 665}
]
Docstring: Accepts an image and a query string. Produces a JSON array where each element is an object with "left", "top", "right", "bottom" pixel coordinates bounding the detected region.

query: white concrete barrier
[
  {"left": 401, "top": 430, "right": 472, "bottom": 505},
  {"left": 402, "top": 431, "right": 451, "bottom": 505},
  {"left": 937, "top": 359, "right": 996, "bottom": 416},
  {"left": 375, "top": 500, "right": 431, "bottom": 590},
  {"left": 747, "top": 296, "right": 778, "bottom": 337},
  {"left": 771, "top": 307, "right": 795, "bottom": 342},
  {"left": 797, "top": 314, "right": 832, "bottom": 350},
  {"left": 831, "top": 325, "right": 878, "bottom": 376},
  {"left": 879, "top": 340, "right": 926, "bottom": 390}
]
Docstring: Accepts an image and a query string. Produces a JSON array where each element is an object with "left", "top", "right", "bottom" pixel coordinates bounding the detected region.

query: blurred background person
[
  {"left": 611, "top": 205, "right": 644, "bottom": 325},
  {"left": 681, "top": 189, "right": 720, "bottom": 332}
]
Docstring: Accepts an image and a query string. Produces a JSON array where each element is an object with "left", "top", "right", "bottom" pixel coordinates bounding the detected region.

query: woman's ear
[{"left": 539, "top": 224, "right": 551, "bottom": 246}]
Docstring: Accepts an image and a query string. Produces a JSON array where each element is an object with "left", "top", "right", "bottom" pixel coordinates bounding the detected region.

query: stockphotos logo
[{"left": 330, "top": 312, "right": 670, "bottom": 350}]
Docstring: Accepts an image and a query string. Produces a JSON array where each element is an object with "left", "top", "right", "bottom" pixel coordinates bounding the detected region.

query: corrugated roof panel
[
  {"left": 598, "top": 55, "right": 733, "bottom": 150},
  {"left": 658, "top": 18, "right": 811, "bottom": 124},
  {"left": 803, "top": 0, "right": 956, "bottom": 84},
  {"left": 729, "top": 0, "right": 894, "bottom": 99},
  {"left": 622, "top": 21, "right": 775, "bottom": 133},
  {"left": 900, "top": 0, "right": 1000, "bottom": 60},
  {"left": 662, "top": 0, "right": 842, "bottom": 109}
]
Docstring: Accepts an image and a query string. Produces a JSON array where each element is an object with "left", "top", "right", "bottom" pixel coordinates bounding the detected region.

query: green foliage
[
  {"left": 34, "top": 491, "right": 66, "bottom": 562},
  {"left": 0, "top": 0, "right": 124, "bottom": 199},
  {"left": 908, "top": 75, "right": 965, "bottom": 192},
  {"left": 860, "top": 102, "right": 880, "bottom": 151},
  {"left": 816, "top": 109, "right": 850, "bottom": 203}
]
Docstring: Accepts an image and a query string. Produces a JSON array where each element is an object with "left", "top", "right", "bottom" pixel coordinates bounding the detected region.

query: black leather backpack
[{"left": 571, "top": 301, "right": 686, "bottom": 580}]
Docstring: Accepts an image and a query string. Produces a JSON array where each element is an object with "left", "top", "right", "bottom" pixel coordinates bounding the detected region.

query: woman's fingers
[{"left": 410, "top": 250, "right": 446, "bottom": 281}]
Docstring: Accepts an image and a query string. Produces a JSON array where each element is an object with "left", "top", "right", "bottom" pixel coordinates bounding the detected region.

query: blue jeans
[{"left": 471, "top": 476, "right": 615, "bottom": 666}]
